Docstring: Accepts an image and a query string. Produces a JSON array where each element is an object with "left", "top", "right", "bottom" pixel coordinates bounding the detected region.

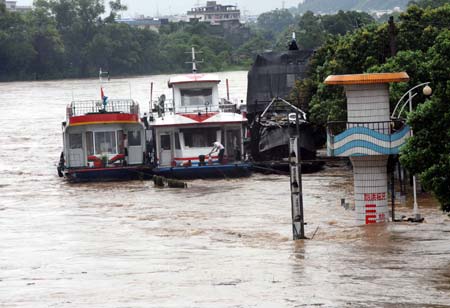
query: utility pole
[
  {"left": 388, "top": 16, "right": 397, "bottom": 57},
  {"left": 260, "top": 97, "right": 307, "bottom": 239},
  {"left": 289, "top": 111, "right": 306, "bottom": 240}
]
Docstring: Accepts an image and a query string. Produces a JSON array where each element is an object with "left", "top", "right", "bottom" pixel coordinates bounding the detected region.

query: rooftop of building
[{"left": 188, "top": 1, "right": 239, "bottom": 13}]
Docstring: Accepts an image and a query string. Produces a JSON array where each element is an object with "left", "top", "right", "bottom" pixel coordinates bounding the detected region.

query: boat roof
[
  {"left": 151, "top": 112, "right": 246, "bottom": 127},
  {"left": 324, "top": 72, "right": 409, "bottom": 85},
  {"left": 168, "top": 73, "right": 221, "bottom": 88}
]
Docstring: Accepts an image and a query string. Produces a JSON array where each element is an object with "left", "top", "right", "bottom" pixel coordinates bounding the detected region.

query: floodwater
[{"left": 1, "top": 71, "right": 449, "bottom": 307}]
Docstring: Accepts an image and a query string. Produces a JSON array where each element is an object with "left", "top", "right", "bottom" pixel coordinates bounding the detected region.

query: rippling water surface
[{"left": 1, "top": 72, "right": 449, "bottom": 307}]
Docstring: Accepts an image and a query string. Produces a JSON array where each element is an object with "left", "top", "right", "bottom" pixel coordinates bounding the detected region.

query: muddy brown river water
[{"left": 1, "top": 71, "right": 449, "bottom": 307}]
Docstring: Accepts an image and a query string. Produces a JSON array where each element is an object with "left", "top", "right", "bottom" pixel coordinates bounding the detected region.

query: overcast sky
[{"left": 19, "top": 0, "right": 303, "bottom": 16}]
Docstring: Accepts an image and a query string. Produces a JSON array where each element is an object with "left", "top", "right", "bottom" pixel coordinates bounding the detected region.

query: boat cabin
[
  {"left": 62, "top": 99, "right": 147, "bottom": 169},
  {"left": 151, "top": 73, "right": 246, "bottom": 167}
]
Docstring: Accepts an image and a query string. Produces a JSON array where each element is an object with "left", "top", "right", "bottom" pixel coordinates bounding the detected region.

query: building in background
[
  {"left": 116, "top": 17, "right": 169, "bottom": 32},
  {"left": 187, "top": 1, "right": 241, "bottom": 26},
  {"left": 4, "top": 0, "right": 32, "bottom": 13}
]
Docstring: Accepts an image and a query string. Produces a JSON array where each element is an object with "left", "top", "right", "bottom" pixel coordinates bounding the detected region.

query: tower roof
[{"left": 324, "top": 72, "right": 409, "bottom": 85}]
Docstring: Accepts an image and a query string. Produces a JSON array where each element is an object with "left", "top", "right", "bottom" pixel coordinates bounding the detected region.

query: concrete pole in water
[
  {"left": 325, "top": 72, "right": 411, "bottom": 225},
  {"left": 290, "top": 111, "right": 306, "bottom": 239},
  {"left": 262, "top": 97, "right": 307, "bottom": 237}
]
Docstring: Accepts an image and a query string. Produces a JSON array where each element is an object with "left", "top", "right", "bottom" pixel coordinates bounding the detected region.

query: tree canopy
[
  {"left": 0, "top": 0, "right": 252, "bottom": 80},
  {"left": 0, "top": 1, "right": 382, "bottom": 81}
]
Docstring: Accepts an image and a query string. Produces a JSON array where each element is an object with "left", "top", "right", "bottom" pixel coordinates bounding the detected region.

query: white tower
[{"left": 325, "top": 72, "right": 412, "bottom": 224}]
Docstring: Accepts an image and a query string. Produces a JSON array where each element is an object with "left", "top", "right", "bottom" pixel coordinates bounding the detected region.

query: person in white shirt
[{"left": 210, "top": 141, "right": 225, "bottom": 164}]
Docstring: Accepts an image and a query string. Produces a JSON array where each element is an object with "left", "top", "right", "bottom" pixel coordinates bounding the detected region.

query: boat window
[
  {"left": 182, "top": 127, "right": 217, "bottom": 148},
  {"left": 180, "top": 88, "right": 212, "bottom": 107},
  {"left": 69, "top": 133, "right": 82, "bottom": 149},
  {"left": 86, "top": 131, "right": 94, "bottom": 155},
  {"left": 175, "top": 132, "right": 181, "bottom": 149},
  {"left": 128, "top": 130, "right": 141, "bottom": 146},
  {"left": 94, "top": 131, "right": 117, "bottom": 154},
  {"left": 160, "top": 134, "right": 171, "bottom": 150}
]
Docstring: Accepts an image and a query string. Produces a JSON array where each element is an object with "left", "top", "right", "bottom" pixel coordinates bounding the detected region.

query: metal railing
[
  {"left": 327, "top": 120, "right": 406, "bottom": 137},
  {"left": 219, "top": 103, "right": 237, "bottom": 113},
  {"left": 150, "top": 99, "right": 238, "bottom": 115},
  {"left": 67, "top": 99, "right": 139, "bottom": 117}
]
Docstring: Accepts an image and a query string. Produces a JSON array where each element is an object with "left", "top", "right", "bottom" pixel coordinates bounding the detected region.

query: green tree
[
  {"left": 27, "top": 1, "right": 65, "bottom": 78},
  {"left": 399, "top": 30, "right": 450, "bottom": 211},
  {"left": 105, "top": 0, "right": 127, "bottom": 23},
  {"left": 47, "top": 0, "right": 105, "bottom": 76},
  {"left": 296, "top": 11, "right": 326, "bottom": 49},
  {"left": 235, "top": 34, "right": 271, "bottom": 66},
  {"left": 321, "top": 10, "right": 375, "bottom": 36},
  {"left": 0, "top": 10, "right": 35, "bottom": 79},
  {"left": 257, "top": 9, "right": 295, "bottom": 34}
]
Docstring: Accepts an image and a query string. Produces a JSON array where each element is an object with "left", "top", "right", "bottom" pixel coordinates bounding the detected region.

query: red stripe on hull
[{"left": 70, "top": 113, "right": 139, "bottom": 126}]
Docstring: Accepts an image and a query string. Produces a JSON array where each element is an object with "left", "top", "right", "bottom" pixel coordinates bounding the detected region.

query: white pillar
[{"left": 351, "top": 155, "right": 389, "bottom": 225}]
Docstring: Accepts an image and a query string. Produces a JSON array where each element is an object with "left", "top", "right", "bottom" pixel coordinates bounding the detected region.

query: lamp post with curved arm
[{"left": 391, "top": 82, "right": 432, "bottom": 221}]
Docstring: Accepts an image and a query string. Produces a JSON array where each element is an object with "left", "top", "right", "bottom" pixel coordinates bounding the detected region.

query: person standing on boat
[{"left": 210, "top": 141, "right": 225, "bottom": 164}]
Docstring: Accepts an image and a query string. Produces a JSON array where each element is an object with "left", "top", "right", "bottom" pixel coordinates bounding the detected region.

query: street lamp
[
  {"left": 392, "top": 82, "right": 432, "bottom": 222},
  {"left": 423, "top": 85, "right": 432, "bottom": 96}
]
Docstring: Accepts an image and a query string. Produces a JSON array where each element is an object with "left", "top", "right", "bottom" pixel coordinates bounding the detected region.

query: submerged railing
[{"left": 67, "top": 99, "right": 139, "bottom": 117}]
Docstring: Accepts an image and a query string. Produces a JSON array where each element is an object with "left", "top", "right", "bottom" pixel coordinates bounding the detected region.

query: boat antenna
[{"left": 185, "top": 47, "right": 203, "bottom": 73}]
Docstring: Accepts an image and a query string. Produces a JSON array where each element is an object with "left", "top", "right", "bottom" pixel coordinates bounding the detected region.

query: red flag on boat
[{"left": 101, "top": 87, "right": 108, "bottom": 108}]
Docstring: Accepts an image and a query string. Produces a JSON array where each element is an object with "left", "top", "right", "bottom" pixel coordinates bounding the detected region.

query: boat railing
[
  {"left": 67, "top": 99, "right": 139, "bottom": 117},
  {"left": 150, "top": 99, "right": 175, "bottom": 115},
  {"left": 151, "top": 99, "right": 238, "bottom": 116},
  {"left": 219, "top": 103, "right": 237, "bottom": 113}
]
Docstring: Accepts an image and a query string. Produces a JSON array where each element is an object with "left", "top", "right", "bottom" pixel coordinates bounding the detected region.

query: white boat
[
  {"left": 57, "top": 75, "right": 152, "bottom": 182},
  {"left": 149, "top": 48, "right": 251, "bottom": 179}
]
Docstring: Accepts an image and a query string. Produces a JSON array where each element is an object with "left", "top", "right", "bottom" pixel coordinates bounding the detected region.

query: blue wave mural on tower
[{"left": 327, "top": 125, "right": 411, "bottom": 157}]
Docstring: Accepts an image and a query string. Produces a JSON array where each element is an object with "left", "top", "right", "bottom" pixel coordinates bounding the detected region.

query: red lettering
[
  {"left": 365, "top": 204, "right": 377, "bottom": 224},
  {"left": 365, "top": 192, "right": 387, "bottom": 201},
  {"left": 366, "top": 215, "right": 376, "bottom": 224}
]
